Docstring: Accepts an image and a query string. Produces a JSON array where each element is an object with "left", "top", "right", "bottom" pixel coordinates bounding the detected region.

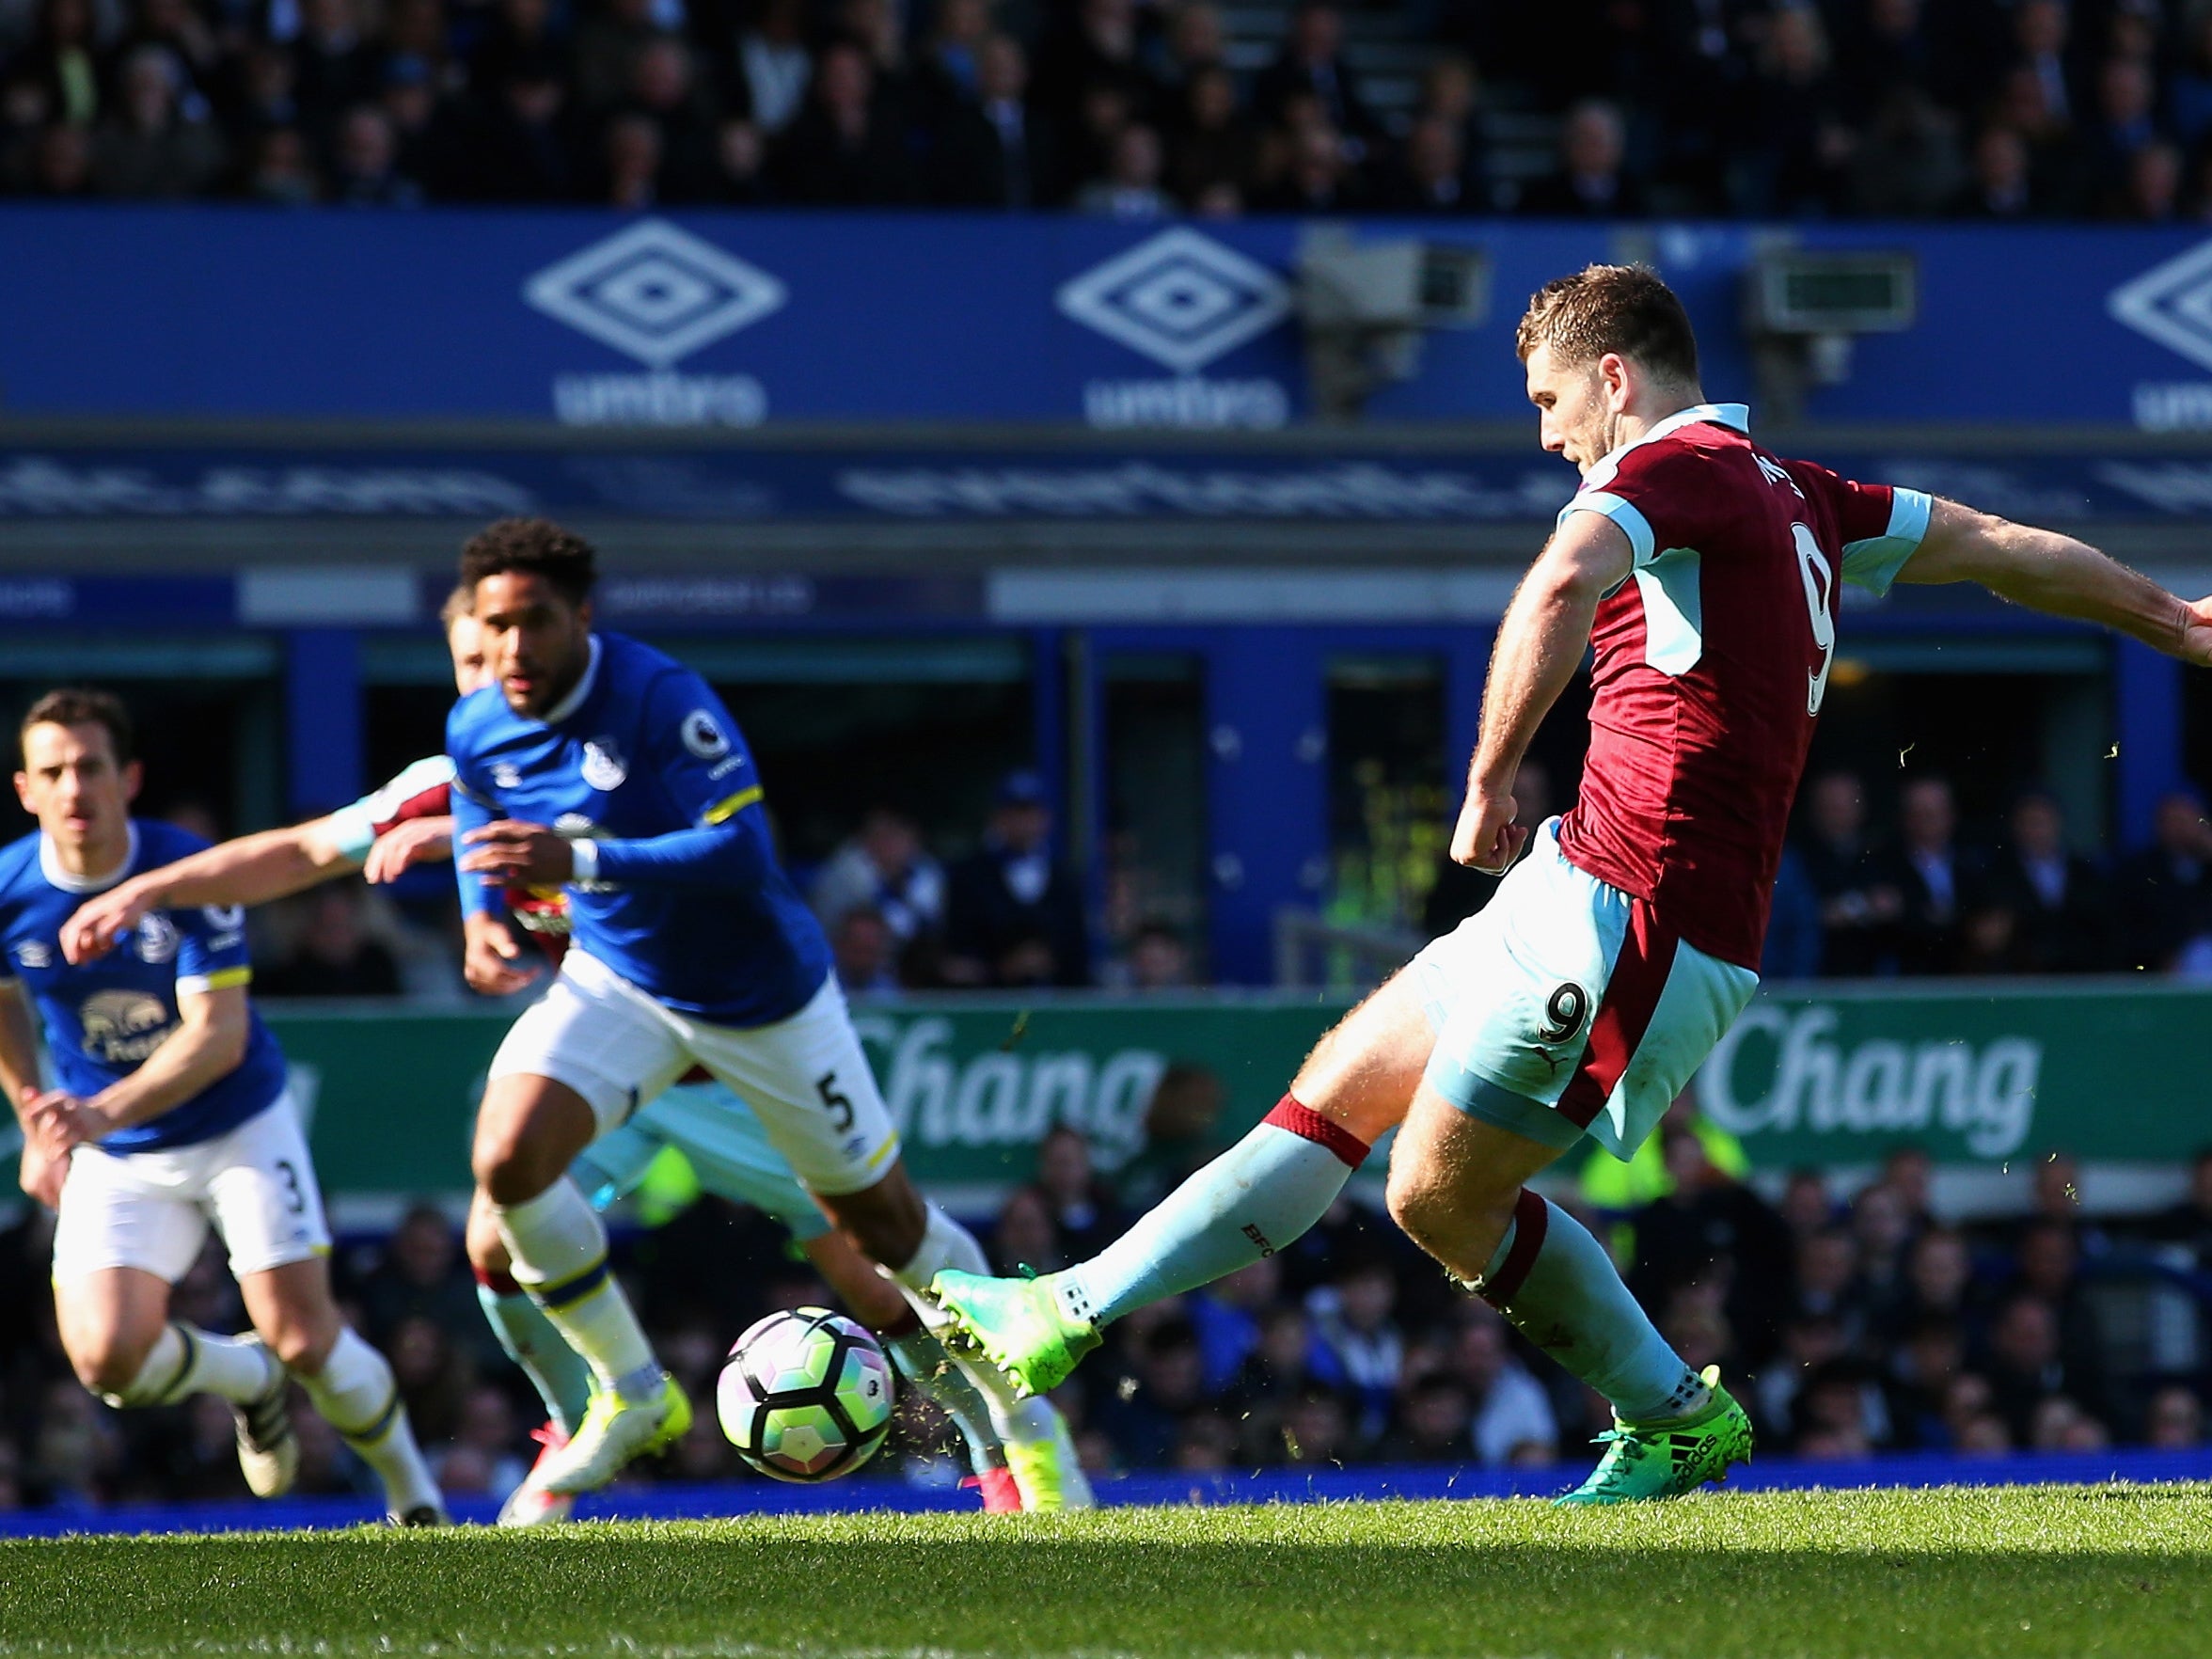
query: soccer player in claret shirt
[
  {"left": 60, "top": 593, "right": 1068, "bottom": 1523},
  {"left": 935, "top": 262, "right": 2212, "bottom": 1503},
  {"left": 0, "top": 689, "right": 446, "bottom": 1524},
  {"left": 445, "top": 518, "right": 1083, "bottom": 1512}
]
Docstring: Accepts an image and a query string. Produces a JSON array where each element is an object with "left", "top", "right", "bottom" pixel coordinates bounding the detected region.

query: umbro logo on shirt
[{"left": 14, "top": 941, "right": 51, "bottom": 969}]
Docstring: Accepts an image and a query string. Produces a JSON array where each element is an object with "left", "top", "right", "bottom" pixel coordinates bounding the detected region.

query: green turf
[{"left": 1, "top": 1486, "right": 2207, "bottom": 1659}]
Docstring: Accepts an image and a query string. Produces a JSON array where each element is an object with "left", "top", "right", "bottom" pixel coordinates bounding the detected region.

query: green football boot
[
  {"left": 929, "top": 1270, "right": 1100, "bottom": 1399},
  {"left": 1554, "top": 1367, "right": 1753, "bottom": 1507}
]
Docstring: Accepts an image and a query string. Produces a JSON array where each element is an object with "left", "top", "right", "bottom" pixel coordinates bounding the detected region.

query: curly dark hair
[
  {"left": 21, "top": 687, "right": 134, "bottom": 766},
  {"left": 458, "top": 517, "right": 598, "bottom": 608},
  {"left": 1515, "top": 262, "right": 1699, "bottom": 386}
]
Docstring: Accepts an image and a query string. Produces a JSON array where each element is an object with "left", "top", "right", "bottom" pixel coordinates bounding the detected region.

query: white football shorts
[
  {"left": 570, "top": 1079, "right": 832, "bottom": 1241},
  {"left": 1410, "top": 819, "right": 1759, "bottom": 1161},
  {"left": 490, "top": 949, "right": 901, "bottom": 1197},
  {"left": 52, "top": 1091, "right": 332, "bottom": 1285}
]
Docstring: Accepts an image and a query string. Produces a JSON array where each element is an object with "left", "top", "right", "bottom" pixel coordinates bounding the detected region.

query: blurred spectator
[
  {"left": 1733, "top": 3, "right": 1853, "bottom": 216},
  {"left": 352, "top": 1202, "right": 494, "bottom": 1367},
  {"left": 2144, "top": 1147, "right": 2212, "bottom": 1263},
  {"left": 2117, "top": 792, "right": 2212, "bottom": 972},
  {"left": 2145, "top": 1384, "right": 2204, "bottom": 1448},
  {"left": 1795, "top": 770, "right": 1897, "bottom": 974},
  {"left": 1519, "top": 97, "right": 1645, "bottom": 216},
  {"left": 1981, "top": 1293, "right": 2099, "bottom": 1443},
  {"left": 246, "top": 124, "right": 321, "bottom": 201},
  {"left": 770, "top": 39, "right": 913, "bottom": 202},
  {"left": 1120, "top": 918, "right": 1193, "bottom": 989},
  {"left": 1849, "top": 87, "right": 1963, "bottom": 214},
  {"left": 1625, "top": 1119, "right": 1793, "bottom": 1366},
  {"left": 929, "top": 34, "right": 1053, "bottom": 206},
  {"left": 1096, "top": 1317, "right": 1208, "bottom": 1465},
  {"left": 735, "top": 0, "right": 809, "bottom": 135},
  {"left": 1074, "top": 118, "right": 1167, "bottom": 215},
  {"left": 1162, "top": 61, "right": 1253, "bottom": 205},
  {"left": 988, "top": 1183, "right": 1062, "bottom": 1274},
  {"left": 1762, "top": 843, "right": 1824, "bottom": 978},
  {"left": 1032, "top": 1124, "right": 1126, "bottom": 1261},
  {"left": 328, "top": 102, "right": 422, "bottom": 203},
  {"left": 1986, "top": 789, "right": 2111, "bottom": 972},
  {"left": 942, "top": 768, "right": 1090, "bottom": 987},
  {"left": 1950, "top": 122, "right": 2034, "bottom": 217},
  {"left": 258, "top": 885, "right": 403, "bottom": 997},
  {"left": 1438, "top": 1310, "right": 1557, "bottom": 1464},
  {"left": 1305, "top": 1253, "right": 1403, "bottom": 1441},
  {"left": 830, "top": 904, "right": 900, "bottom": 995},
  {"left": 1253, "top": 114, "right": 1365, "bottom": 211},
  {"left": 1382, "top": 112, "right": 1472, "bottom": 213},
  {"left": 91, "top": 44, "right": 224, "bottom": 196},
  {"left": 1252, "top": 1, "right": 1379, "bottom": 154},
  {"left": 1877, "top": 775, "right": 1982, "bottom": 974}
]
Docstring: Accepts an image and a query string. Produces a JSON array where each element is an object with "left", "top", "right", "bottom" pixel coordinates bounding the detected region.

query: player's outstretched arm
[
  {"left": 0, "top": 983, "right": 69, "bottom": 1207},
  {"left": 1453, "top": 512, "right": 1635, "bottom": 872},
  {"left": 76, "top": 982, "right": 251, "bottom": 1136},
  {"left": 1900, "top": 499, "right": 2212, "bottom": 665},
  {"left": 362, "top": 815, "right": 455, "bottom": 884},
  {"left": 59, "top": 819, "right": 364, "bottom": 965}
]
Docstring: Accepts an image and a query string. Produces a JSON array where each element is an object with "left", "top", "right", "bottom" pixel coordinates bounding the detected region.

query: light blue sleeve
[
  {"left": 1557, "top": 491, "right": 1657, "bottom": 565},
  {"left": 1840, "top": 487, "right": 1934, "bottom": 596}
]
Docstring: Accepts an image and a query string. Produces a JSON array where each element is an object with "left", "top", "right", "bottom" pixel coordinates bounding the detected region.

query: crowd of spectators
[
  {"left": 1769, "top": 771, "right": 2212, "bottom": 977},
  {"left": 1427, "top": 761, "right": 2212, "bottom": 980},
  {"left": 9, "top": 0, "right": 2212, "bottom": 218},
  {"left": 3, "top": 1106, "right": 2209, "bottom": 1510}
]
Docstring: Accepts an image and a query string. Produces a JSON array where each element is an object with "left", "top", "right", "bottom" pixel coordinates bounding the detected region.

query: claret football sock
[
  {"left": 475, "top": 1269, "right": 593, "bottom": 1436},
  {"left": 1055, "top": 1097, "right": 1368, "bottom": 1329},
  {"left": 495, "top": 1177, "right": 658, "bottom": 1397},
  {"left": 292, "top": 1327, "right": 443, "bottom": 1518},
  {"left": 1477, "top": 1192, "right": 1711, "bottom": 1425},
  {"left": 103, "top": 1320, "right": 274, "bottom": 1408}
]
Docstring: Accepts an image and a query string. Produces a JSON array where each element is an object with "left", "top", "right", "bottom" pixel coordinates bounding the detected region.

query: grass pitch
[{"left": 1, "top": 1485, "right": 2206, "bottom": 1659}]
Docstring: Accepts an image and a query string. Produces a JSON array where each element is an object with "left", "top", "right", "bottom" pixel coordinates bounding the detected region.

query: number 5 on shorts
[{"left": 815, "top": 1072, "right": 855, "bottom": 1132}]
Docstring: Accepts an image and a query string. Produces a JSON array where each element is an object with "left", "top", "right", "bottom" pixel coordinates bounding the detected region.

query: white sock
[
  {"left": 495, "top": 1178, "right": 657, "bottom": 1398},
  {"left": 104, "top": 1322, "right": 274, "bottom": 1409},
  {"left": 891, "top": 1205, "right": 1047, "bottom": 1436},
  {"left": 292, "top": 1327, "right": 442, "bottom": 1516}
]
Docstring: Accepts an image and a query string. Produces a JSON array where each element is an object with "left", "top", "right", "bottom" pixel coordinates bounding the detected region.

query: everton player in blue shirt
[
  {"left": 0, "top": 689, "right": 444, "bottom": 1524},
  {"left": 446, "top": 519, "right": 1086, "bottom": 1510}
]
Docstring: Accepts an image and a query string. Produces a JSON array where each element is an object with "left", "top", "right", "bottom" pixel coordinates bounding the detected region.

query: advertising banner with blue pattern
[{"left": 9, "top": 211, "right": 2212, "bottom": 428}]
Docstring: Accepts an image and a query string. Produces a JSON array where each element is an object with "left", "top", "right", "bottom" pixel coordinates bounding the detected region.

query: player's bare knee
[
  {"left": 464, "top": 1204, "right": 511, "bottom": 1275},
  {"left": 68, "top": 1326, "right": 155, "bottom": 1397},
  {"left": 473, "top": 1129, "right": 557, "bottom": 1205},
  {"left": 1384, "top": 1161, "right": 1450, "bottom": 1251},
  {"left": 269, "top": 1320, "right": 338, "bottom": 1376}
]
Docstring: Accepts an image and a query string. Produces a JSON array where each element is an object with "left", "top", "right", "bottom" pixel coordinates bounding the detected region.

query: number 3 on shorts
[{"left": 814, "top": 1072, "right": 855, "bottom": 1132}]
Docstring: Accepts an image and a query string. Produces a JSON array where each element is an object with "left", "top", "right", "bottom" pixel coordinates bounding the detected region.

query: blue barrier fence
[
  {"left": 6, "top": 1448, "right": 2208, "bottom": 1537},
  {"left": 8, "top": 211, "right": 2212, "bottom": 428}
]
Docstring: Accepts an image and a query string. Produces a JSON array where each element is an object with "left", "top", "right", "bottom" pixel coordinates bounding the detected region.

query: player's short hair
[
  {"left": 20, "top": 687, "right": 134, "bottom": 766},
  {"left": 1515, "top": 263, "right": 1699, "bottom": 386},
  {"left": 459, "top": 517, "right": 598, "bottom": 608},
  {"left": 437, "top": 583, "right": 474, "bottom": 629}
]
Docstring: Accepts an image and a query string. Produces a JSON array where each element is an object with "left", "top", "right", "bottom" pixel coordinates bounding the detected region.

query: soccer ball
[{"left": 716, "top": 1306, "right": 894, "bottom": 1482}]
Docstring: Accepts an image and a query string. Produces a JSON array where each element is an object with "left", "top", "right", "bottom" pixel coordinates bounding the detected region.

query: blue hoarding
[{"left": 7, "top": 209, "right": 2212, "bottom": 427}]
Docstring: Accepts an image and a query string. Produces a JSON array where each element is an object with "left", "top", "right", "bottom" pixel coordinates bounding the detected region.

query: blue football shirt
[
  {"left": 446, "top": 631, "right": 831, "bottom": 1027},
  {"left": 0, "top": 820, "right": 291, "bottom": 1152}
]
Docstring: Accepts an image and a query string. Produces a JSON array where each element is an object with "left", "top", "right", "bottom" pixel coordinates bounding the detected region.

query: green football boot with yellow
[
  {"left": 929, "top": 1270, "right": 1099, "bottom": 1399},
  {"left": 1554, "top": 1367, "right": 1753, "bottom": 1506}
]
